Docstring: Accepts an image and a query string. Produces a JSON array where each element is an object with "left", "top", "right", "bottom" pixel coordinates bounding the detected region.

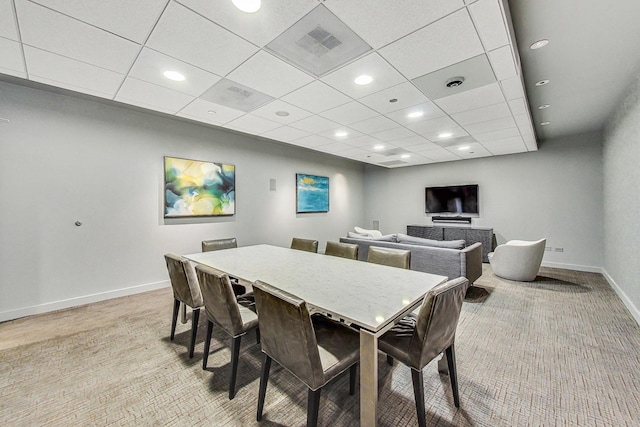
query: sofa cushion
[
  {"left": 397, "top": 233, "right": 465, "bottom": 249},
  {"left": 372, "top": 234, "right": 398, "bottom": 242}
]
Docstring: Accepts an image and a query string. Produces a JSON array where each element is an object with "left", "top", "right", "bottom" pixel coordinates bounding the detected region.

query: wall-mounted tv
[{"left": 425, "top": 184, "right": 479, "bottom": 215}]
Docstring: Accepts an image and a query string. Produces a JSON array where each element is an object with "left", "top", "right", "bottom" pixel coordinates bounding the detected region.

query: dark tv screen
[{"left": 425, "top": 184, "right": 479, "bottom": 214}]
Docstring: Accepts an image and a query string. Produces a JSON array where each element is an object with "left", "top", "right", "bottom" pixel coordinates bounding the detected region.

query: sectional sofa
[{"left": 339, "top": 233, "right": 483, "bottom": 285}]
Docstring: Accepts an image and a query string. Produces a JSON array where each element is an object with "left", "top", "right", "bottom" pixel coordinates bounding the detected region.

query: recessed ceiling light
[
  {"left": 354, "top": 74, "right": 373, "bottom": 85},
  {"left": 438, "top": 132, "right": 453, "bottom": 138},
  {"left": 335, "top": 131, "right": 348, "bottom": 137},
  {"left": 373, "top": 144, "right": 385, "bottom": 151},
  {"left": 540, "top": 121, "right": 551, "bottom": 126},
  {"left": 207, "top": 110, "right": 216, "bottom": 115},
  {"left": 538, "top": 104, "right": 550, "bottom": 109},
  {"left": 400, "top": 154, "right": 411, "bottom": 159},
  {"left": 458, "top": 146, "right": 470, "bottom": 151},
  {"left": 275, "top": 111, "right": 290, "bottom": 117},
  {"left": 232, "top": 0, "right": 261, "bottom": 13},
  {"left": 530, "top": 39, "right": 549, "bottom": 50},
  {"left": 407, "top": 111, "right": 424, "bottom": 118},
  {"left": 163, "top": 70, "right": 185, "bottom": 81},
  {"left": 389, "top": 98, "right": 398, "bottom": 103},
  {"left": 535, "top": 79, "right": 550, "bottom": 86}
]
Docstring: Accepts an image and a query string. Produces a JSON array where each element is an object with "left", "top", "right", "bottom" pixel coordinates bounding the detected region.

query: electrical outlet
[
  {"left": 554, "top": 247, "right": 564, "bottom": 252},
  {"left": 545, "top": 246, "right": 552, "bottom": 251}
]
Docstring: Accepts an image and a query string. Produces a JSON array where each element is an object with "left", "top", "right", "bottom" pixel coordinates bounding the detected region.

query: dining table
[{"left": 184, "top": 244, "right": 448, "bottom": 427}]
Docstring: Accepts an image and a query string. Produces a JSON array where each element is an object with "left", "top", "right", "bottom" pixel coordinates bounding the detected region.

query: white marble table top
[{"left": 184, "top": 244, "right": 447, "bottom": 333}]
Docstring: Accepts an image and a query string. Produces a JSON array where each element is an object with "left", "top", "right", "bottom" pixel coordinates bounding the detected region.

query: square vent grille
[
  {"left": 266, "top": 5, "right": 371, "bottom": 77},
  {"left": 200, "top": 78, "right": 274, "bottom": 113},
  {"left": 379, "top": 160, "right": 408, "bottom": 166}
]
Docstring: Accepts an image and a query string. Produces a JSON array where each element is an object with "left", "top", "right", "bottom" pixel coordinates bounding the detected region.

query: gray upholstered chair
[
  {"left": 488, "top": 238, "right": 546, "bottom": 281},
  {"left": 379, "top": 277, "right": 469, "bottom": 427},
  {"left": 164, "top": 253, "right": 204, "bottom": 358},
  {"left": 201, "top": 237, "right": 238, "bottom": 252},
  {"left": 195, "top": 264, "right": 259, "bottom": 399},
  {"left": 367, "top": 246, "right": 411, "bottom": 269},
  {"left": 253, "top": 281, "right": 359, "bottom": 427},
  {"left": 324, "top": 241, "right": 358, "bottom": 260},
  {"left": 290, "top": 237, "right": 319, "bottom": 253},
  {"left": 201, "top": 237, "right": 245, "bottom": 295}
]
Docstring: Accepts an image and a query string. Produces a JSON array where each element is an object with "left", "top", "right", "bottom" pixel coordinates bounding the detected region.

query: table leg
[{"left": 360, "top": 329, "right": 378, "bottom": 427}]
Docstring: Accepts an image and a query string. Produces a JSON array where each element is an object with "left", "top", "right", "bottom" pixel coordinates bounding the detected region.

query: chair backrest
[
  {"left": 195, "top": 264, "right": 246, "bottom": 336},
  {"left": 253, "top": 281, "right": 324, "bottom": 389},
  {"left": 367, "top": 246, "right": 411, "bottom": 269},
  {"left": 290, "top": 238, "right": 319, "bottom": 253},
  {"left": 324, "top": 241, "right": 358, "bottom": 260},
  {"left": 202, "top": 237, "right": 238, "bottom": 252},
  {"left": 164, "top": 254, "right": 203, "bottom": 308},
  {"left": 407, "top": 277, "right": 469, "bottom": 370}
]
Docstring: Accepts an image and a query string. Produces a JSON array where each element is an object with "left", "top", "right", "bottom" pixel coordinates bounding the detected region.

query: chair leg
[
  {"left": 189, "top": 308, "right": 200, "bottom": 358},
  {"left": 386, "top": 354, "right": 394, "bottom": 366},
  {"left": 411, "top": 369, "right": 426, "bottom": 427},
  {"left": 445, "top": 344, "right": 460, "bottom": 408},
  {"left": 256, "top": 328, "right": 261, "bottom": 345},
  {"left": 349, "top": 364, "right": 357, "bottom": 395},
  {"left": 203, "top": 320, "right": 213, "bottom": 369},
  {"left": 170, "top": 299, "right": 180, "bottom": 340},
  {"left": 257, "top": 354, "right": 272, "bottom": 421},
  {"left": 229, "top": 336, "right": 242, "bottom": 400},
  {"left": 307, "top": 388, "right": 322, "bottom": 427}
]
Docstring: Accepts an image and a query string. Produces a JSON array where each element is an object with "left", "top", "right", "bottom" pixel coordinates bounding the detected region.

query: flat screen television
[{"left": 425, "top": 184, "right": 479, "bottom": 215}]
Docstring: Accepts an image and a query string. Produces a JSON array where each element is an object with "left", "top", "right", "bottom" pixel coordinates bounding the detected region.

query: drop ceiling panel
[
  {"left": 324, "top": 0, "right": 465, "bottom": 49},
  {"left": 179, "top": 0, "right": 317, "bottom": 47},
  {"left": 128, "top": 48, "right": 222, "bottom": 97},
  {"left": 508, "top": 98, "right": 527, "bottom": 115},
  {"left": 321, "top": 53, "right": 406, "bottom": 99},
  {"left": 378, "top": 9, "right": 485, "bottom": 79},
  {"left": 0, "top": 38, "right": 25, "bottom": 78},
  {"left": 30, "top": 0, "right": 167, "bottom": 44},
  {"left": 176, "top": 98, "right": 244, "bottom": 125},
  {"left": 499, "top": 76, "right": 525, "bottom": 100},
  {"left": 317, "top": 126, "right": 363, "bottom": 141},
  {"left": 251, "top": 100, "right": 313, "bottom": 124},
  {"left": 319, "top": 101, "right": 378, "bottom": 125},
  {"left": 225, "top": 114, "right": 282, "bottom": 135},
  {"left": 463, "top": 115, "right": 516, "bottom": 134},
  {"left": 385, "top": 102, "right": 446, "bottom": 125},
  {"left": 359, "top": 81, "right": 430, "bottom": 114},
  {"left": 289, "top": 115, "right": 341, "bottom": 134},
  {"left": 451, "top": 102, "right": 511, "bottom": 125},
  {"left": 349, "top": 115, "right": 399, "bottom": 134},
  {"left": 392, "top": 135, "right": 437, "bottom": 149},
  {"left": 406, "top": 115, "right": 463, "bottom": 137},
  {"left": 24, "top": 46, "right": 122, "bottom": 99},
  {"left": 472, "top": 126, "right": 520, "bottom": 142},
  {"left": 0, "top": 0, "right": 18, "bottom": 40},
  {"left": 315, "top": 142, "right": 354, "bottom": 154},
  {"left": 435, "top": 82, "right": 505, "bottom": 114},
  {"left": 261, "top": 125, "right": 311, "bottom": 142},
  {"left": 343, "top": 135, "right": 385, "bottom": 148},
  {"left": 16, "top": 0, "right": 140, "bottom": 73},
  {"left": 417, "top": 148, "right": 461, "bottom": 162},
  {"left": 281, "top": 80, "right": 351, "bottom": 114},
  {"left": 371, "top": 126, "right": 416, "bottom": 142},
  {"left": 146, "top": 1, "right": 258, "bottom": 76},
  {"left": 226, "top": 50, "right": 314, "bottom": 98},
  {"left": 468, "top": 0, "right": 510, "bottom": 51},
  {"left": 115, "top": 77, "right": 194, "bottom": 114},
  {"left": 294, "top": 134, "right": 335, "bottom": 148},
  {"left": 488, "top": 45, "right": 518, "bottom": 81}
]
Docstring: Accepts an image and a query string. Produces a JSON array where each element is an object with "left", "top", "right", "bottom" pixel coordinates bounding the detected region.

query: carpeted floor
[{"left": 1, "top": 265, "right": 639, "bottom": 426}]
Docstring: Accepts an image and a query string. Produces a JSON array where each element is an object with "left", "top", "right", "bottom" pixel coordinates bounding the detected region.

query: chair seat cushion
[
  {"left": 378, "top": 314, "right": 417, "bottom": 368},
  {"left": 312, "top": 316, "right": 360, "bottom": 383}
]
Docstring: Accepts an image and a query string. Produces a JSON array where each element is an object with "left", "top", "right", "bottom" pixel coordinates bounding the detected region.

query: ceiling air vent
[
  {"left": 379, "top": 160, "right": 408, "bottom": 167},
  {"left": 297, "top": 26, "right": 342, "bottom": 57},
  {"left": 200, "top": 78, "right": 274, "bottom": 112}
]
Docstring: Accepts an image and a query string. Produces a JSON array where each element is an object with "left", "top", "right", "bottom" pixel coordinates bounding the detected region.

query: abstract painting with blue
[{"left": 296, "top": 174, "right": 329, "bottom": 213}]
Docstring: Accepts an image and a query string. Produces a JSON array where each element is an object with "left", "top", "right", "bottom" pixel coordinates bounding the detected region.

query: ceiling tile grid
[{"left": 2, "top": 0, "right": 538, "bottom": 168}]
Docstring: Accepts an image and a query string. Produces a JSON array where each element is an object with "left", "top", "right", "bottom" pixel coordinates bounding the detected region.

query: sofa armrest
[{"left": 460, "top": 242, "right": 483, "bottom": 285}]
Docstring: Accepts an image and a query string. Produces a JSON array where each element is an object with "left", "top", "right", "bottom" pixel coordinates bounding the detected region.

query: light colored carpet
[{"left": 1, "top": 265, "right": 639, "bottom": 426}]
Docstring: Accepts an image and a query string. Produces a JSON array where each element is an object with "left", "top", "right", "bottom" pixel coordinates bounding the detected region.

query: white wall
[
  {"left": 363, "top": 132, "right": 604, "bottom": 270},
  {"left": 0, "top": 82, "right": 365, "bottom": 321},
  {"left": 602, "top": 72, "right": 640, "bottom": 325}
]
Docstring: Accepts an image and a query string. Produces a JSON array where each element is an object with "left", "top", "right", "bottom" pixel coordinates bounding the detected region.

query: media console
[{"left": 407, "top": 224, "right": 494, "bottom": 263}]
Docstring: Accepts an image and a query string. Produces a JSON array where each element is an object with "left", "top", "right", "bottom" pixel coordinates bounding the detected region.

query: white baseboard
[
  {"left": 0, "top": 280, "right": 170, "bottom": 323},
  {"left": 601, "top": 269, "right": 640, "bottom": 327},
  {"left": 540, "top": 261, "right": 603, "bottom": 273}
]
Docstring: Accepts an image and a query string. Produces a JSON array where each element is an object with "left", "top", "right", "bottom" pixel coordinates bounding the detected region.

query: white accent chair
[
  {"left": 488, "top": 238, "right": 546, "bottom": 281},
  {"left": 354, "top": 226, "right": 382, "bottom": 238}
]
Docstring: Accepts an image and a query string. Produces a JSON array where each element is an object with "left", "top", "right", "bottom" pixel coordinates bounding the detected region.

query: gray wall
[
  {"left": 0, "top": 82, "right": 365, "bottom": 321},
  {"left": 603, "top": 72, "right": 640, "bottom": 324},
  {"left": 363, "top": 132, "right": 604, "bottom": 270}
]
